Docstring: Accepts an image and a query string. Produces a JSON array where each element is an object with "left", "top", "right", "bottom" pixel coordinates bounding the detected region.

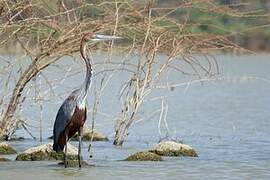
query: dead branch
[{"left": 0, "top": 0, "right": 247, "bottom": 141}]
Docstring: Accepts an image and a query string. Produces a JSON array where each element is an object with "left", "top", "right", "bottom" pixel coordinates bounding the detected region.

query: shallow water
[{"left": 0, "top": 54, "right": 270, "bottom": 179}]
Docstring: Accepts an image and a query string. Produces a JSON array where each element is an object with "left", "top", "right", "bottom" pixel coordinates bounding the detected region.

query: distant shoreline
[
  {"left": 1, "top": 35, "right": 270, "bottom": 55},
  {"left": 229, "top": 35, "right": 270, "bottom": 52}
]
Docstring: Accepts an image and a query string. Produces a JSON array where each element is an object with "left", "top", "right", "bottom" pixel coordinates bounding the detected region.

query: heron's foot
[{"left": 64, "top": 160, "right": 68, "bottom": 168}]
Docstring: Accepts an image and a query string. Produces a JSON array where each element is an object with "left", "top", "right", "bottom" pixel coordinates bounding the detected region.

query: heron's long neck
[
  {"left": 83, "top": 56, "right": 92, "bottom": 94},
  {"left": 78, "top": 41, "right": 92, "bottom": 104}
]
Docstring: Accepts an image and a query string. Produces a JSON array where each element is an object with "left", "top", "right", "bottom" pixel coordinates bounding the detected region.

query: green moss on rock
[
  {"left": 125, "top": 151, "right": 163, "bottom": 161},
  {"left": 0, "top": 142, "right": 17, "bottom": 154},
  {"left": 16, "top": 143, "right": 79, "bottom": 161},
  {"left": 16, "top": 153, "right": 31, "bottom": 161},
  {"left": 149, "top": 141, "right": 198, "bottom": 157},
  {"left": 16, "top": 151, "right": 78, "bottom": 161}
]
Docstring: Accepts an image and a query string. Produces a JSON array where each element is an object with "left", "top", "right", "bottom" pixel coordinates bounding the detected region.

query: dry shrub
[{"left": 0, "top": 0, "right": 246, "bottom": 142}]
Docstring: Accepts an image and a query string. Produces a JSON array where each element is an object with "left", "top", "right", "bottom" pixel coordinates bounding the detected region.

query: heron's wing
[{"left": 53, "top": 94, "right": 77, "bottom": 146}]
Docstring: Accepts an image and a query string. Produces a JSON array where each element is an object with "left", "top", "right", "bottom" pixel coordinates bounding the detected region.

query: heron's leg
[
  {"left": 78, "top": 127, "right": 82, "bottom": 168},
  {"left": 64, "top": 133, "right": 68, "bottom": 168}
]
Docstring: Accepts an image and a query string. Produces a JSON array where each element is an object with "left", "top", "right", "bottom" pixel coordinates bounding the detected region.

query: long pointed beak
[{"left": 92, "top": 34, "right": 122, "bottom": 41}]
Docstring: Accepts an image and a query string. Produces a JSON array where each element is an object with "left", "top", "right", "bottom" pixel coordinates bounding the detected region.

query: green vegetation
[
  {"left": 154, "top": 0, "right": 270, "bottom": 48},
  {"left": 164, "top": 1, "right": 270, "bottom": 36}
]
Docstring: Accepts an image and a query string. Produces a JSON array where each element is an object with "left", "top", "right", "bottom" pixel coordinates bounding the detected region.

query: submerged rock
[
  {"left": 58, "top": 160, "right": 88, "bottom": 167},
  {"left": 0, "top": 157, "right": 11, "bottom": 161},
  {"left": 71, "top": 127, "right": 109, "bottom": 141},
  {"left": 16, "top": 143, "right": 79, "bottom": 161},
  {"left": 9, "top": 136, "right": 25, "bottom": 141},
  {"left": 150, "top": 141, "right": 198, "bottom": 157},
  {"left": 125, "top": 151, "right": 163, "bottom": 161},
  {"left": 0, "top": 142, "right": 17, "bottom": 154}
]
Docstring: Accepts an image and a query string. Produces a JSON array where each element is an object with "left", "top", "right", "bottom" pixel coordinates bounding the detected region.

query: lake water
[{"left": 0, "top": 54, "right": 270, "bottom": 179}]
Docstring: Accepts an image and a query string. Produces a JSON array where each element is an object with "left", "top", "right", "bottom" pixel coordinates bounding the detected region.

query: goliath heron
[{"left": 53, "top": 33, "right": 121, "bottom": 168}]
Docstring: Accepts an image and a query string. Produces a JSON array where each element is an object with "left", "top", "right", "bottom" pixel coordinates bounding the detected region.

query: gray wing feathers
[{"left": 53, "top": 95, "right": 76, "bottom": 151}]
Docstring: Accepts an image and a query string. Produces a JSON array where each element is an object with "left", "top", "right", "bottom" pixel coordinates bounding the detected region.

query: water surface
[{"left": 0, "top": 54, "right": 270, "bottom": 180}]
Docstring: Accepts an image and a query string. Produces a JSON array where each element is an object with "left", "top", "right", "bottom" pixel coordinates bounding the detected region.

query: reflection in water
[{"left": 53, "top": 168, "right": 85, "bottom": 177}]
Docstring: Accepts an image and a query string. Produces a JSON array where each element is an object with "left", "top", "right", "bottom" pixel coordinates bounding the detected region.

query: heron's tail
[
  {"left": 53, "top": 133, "right": 65, "bottom": 152},
  {"left": 53, "top": 142, "right": 63, "bottom": 152}
]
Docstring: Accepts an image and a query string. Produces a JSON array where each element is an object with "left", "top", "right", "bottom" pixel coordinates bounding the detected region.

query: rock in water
[
  {"left": 16, "top": 143, "right": 79, "bottom": 161},
  {"left": 71, "top": 127, "right": 109, "bottom": 141},
  {"left": 0, "top": 157, "right": 11, "bottom": 161},
  {"left": 0, "top": 142, "right": 17, "bottom": 154},
  {"left": 150, "top": 141, "right": 198, "bottom": 157},
  {"left": 125, "top": 151, "right": 163, "bottom": 161}
]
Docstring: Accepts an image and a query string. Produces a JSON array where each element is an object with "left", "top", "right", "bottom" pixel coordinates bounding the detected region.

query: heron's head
[
  {"left": 80, "top": 33, "right": 122, "bottom": 61},
  {"left": 82, "top": 33, "right": 122, "bottom": 43}
]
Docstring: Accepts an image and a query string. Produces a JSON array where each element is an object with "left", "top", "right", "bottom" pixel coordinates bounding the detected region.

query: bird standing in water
[{"left": 53, "top": 33, "right": 121, "bottom": 168}]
